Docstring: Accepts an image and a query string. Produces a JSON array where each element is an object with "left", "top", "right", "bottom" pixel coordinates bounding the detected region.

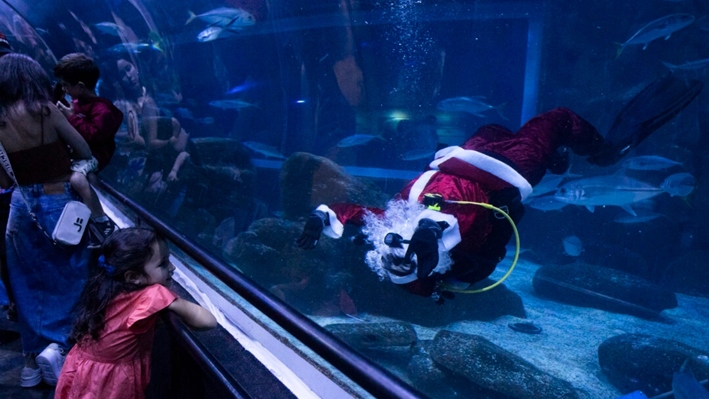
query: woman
[
  {"left": 102, "top": 56, "right": 191, "bottom": 216},
  {"left": 0, "top": 53, "right": 93, "bottom": 387}
]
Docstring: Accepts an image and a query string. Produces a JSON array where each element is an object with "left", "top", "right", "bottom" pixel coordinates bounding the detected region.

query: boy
[{"left": 54, "top": 53, "right": 123, "bottom": 248}]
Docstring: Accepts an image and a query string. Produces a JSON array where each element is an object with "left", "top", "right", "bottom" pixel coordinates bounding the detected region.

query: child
[
  {"left": 55, "top": 228, "right": 217, "bottom": 399},
  {"left": 53, "top": 53, "right": 124, "bottom": 248}
]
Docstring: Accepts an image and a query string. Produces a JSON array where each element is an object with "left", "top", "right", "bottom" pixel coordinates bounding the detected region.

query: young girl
[{"left": 55, "top": 228, "right": 217, "bottom": 399}]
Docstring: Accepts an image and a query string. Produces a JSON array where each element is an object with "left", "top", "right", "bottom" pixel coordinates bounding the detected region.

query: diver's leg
[
  {"left": 481, "top": 107, "right": 606, "bottom": 184},
  {"left": 461, "top": 124, "right": 516, "bottom": 149}
]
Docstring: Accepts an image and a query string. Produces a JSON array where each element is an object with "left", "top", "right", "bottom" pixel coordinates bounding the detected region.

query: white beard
[{"left": 361, "top": 199, "right": 452, "bottom": 281}]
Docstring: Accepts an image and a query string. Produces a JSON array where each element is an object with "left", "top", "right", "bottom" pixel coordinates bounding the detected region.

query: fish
[
  {"left": 672, "top": 359, "right": 709, "bottom": 399},
  {"left": 660, "top": 172, "right": 695, "bottom": 196},
  {"left": 401, "top": 149, "right": 436, "bottom": 161},
  {"left": 527, "top": 170, "right": 581, "bottom": 198},
  {"left": 106, "top": 42, "right": 162, "bottom": 54},
  {"left": 174, "top": 107, "right": 195, "bottom": 120},
  {"left": 616, "top": 14, "right": 695, "bottom": 57},
  {"left": 186, "top": 7, "right": 256, "bottom": 29},
  {"left": 663, "top": 58, "right": 709, "bottom": 73},
  {"left": 93, "top": 22, "right": 124, "bottom": 36},
  {"left": 242, "top": 141, "right": 286, "bottom": 159},
  {"left": 226, "top": 79, "right": 259, "bottom": 94},
  {"left": 621, "top": 155, "right": 682, "bottom": 170},
  {"left": 197, "top": 26, "right": 224, "bottom": 42},
  {"left": 562, "top": 235, "right": 583, "bottom": 257},
  {"left": 208, "top": 99, "right": 256, "bottom": 110},
  {"left": 195, "top": 117, "right": 215, "bottom": 125},
  {"left": 554, "top": 172, "right": 686, "bottom": 215},
  {"left": 336, "top": 134, "right": 381, "bottom": 148},
  {"left": 197, "top": 26, "right": 240, "bottom": 42},
  {"left": 613, "top": 210, "right": 662, "bottom": 224},
  {"left": 526, "top": 195, "right": 569, "bottom": 212},
  {"left": 436, "top": 96, "right": 506, "bottom": 119}
]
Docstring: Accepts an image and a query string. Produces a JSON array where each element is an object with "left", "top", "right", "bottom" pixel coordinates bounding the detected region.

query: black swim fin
[{"left": 590, "top": 74, "right": 703, "bottom": 166}]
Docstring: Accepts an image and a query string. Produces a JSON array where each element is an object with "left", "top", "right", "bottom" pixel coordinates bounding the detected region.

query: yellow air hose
[{"left": 438, "top": 200, "right": 521, "bottom": 294}]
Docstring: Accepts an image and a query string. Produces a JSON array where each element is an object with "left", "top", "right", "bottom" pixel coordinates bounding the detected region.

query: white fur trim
[
  {"left": 408, "top": 170, "right": 438, "bottom": 205},
  {"left": 316, "top": 204, "right": 344, "bottom": 238},
  {"left": 387, "top": 272, "right": 419, "bottom": 285},
  {"left": 429, "top": 146, "right": 533, "bottom": 200}
]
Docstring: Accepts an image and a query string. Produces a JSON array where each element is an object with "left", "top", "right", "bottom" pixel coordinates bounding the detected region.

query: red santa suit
[{"left": 315, "top": 108, "right": 605, "bottom": 296}]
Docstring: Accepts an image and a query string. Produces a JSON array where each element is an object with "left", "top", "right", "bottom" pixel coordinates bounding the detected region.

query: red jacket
[{"left": 67, "top": 97, "right": 123, "bottom": 171}]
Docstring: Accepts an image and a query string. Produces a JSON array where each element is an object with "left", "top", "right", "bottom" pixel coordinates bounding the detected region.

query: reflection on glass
[{"left": 6, "top": 0, "right": 708, "bottom": 397}]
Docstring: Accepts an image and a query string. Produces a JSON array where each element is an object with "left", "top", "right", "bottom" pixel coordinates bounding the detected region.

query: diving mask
[{"left": 381, "top": 233, "right": 415, "bottom": 276}]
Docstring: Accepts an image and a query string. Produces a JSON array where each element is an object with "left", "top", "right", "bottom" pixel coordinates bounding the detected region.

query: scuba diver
[{"left": 297, "top": 75, "right": 702, "bottom": 302}]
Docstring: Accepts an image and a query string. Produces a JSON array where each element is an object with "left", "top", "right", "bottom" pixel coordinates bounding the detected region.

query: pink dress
[{"left": 56, "top": 285, "right": 177, "bottom": 399}]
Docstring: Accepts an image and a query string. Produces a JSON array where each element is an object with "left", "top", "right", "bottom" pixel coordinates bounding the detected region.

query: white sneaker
[
  {"left": 20, "top": 366, "right": 41, "bottom": 388},
  {"left": 36, "top": 343, "right": 67, "bottom": 386}
]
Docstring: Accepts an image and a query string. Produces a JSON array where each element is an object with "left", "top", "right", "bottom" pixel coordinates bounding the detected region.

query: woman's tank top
[{"left": 8, "top": 140, "right": 72, "bottom": 185}]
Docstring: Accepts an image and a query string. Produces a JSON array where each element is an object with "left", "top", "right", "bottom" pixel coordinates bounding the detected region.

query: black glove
[
  {"left": 587, "top": 142, "right": 621, "bottom": 167},
  {"left": 296, "top": 211, "right": 327, "bottom": 250},
  {"left": 404, "top": 218, "right": 442, "bottom": 280},
  {"left": 547, "top": 146, "right": 570, "bottom": 174}
]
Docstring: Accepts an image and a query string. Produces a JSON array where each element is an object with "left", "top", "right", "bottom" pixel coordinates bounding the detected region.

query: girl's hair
[
  {"left": 0, "top": 53, "right": 52, "bottom": 118},
  {"left": 70, "top": 227, "right": 167, "bottom": 342}
]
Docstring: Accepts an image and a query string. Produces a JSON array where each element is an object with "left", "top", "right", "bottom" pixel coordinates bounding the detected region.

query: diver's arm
[
  {"left": 319, "top": 203, "right": 385, "bottom": 239},
  {"left": 297, "top": 203, "right": 385, "bottom": 250}
]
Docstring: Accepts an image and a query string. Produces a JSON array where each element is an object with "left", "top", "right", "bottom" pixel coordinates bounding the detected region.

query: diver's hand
[
  {"left": 547, "top": 146, "right": 570, "bottom": 174},
  {"left": 296, "top": 211, "right": 327, "bottom": 250},
  {"left": 404, "top": 218, "right": 442, "bottom": 280}
]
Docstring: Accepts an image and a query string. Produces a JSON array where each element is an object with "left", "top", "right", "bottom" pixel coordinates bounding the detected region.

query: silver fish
[
  {"left": 186, "top": 7, "right": 255, "bottom": 29},
  {"left": 242, "top": 141, "right": 286, "bottom": 159},
  {"left": 337, "top": 134, "right": 381, "bottom": 148},
  {"left": 526, "top": 195, "right": 569, "bottom": 212},
  {"left": 613, "top": 210, "right": 662, "bottom": 224},
  {"left": 197, "top": 26, "right": 222, "bottom": 42},
  {"left": 555, "top": 173, "right": 666, "bottom": 215},
  {"left": 107, "top": 42, "right": 162, "bottom": 54},
  {"left": 663, "top": 58, "right": 709, "bottom": 72},
  {"left": 621, "top": 155, "right": 682, "bottom": 170},
  {"left": 93, "top": 22, "right": 124, "bottom": 36},
  {"left": 436, "top": 96, "right": 506, "bottom": 119},
  {"left": 617, "top": 14, "right": 695, "bottom": 57},
  {"left": 208, "top": 99, "right": 255, "bottom": 109},
  {"left": 527, "top": 170, "right": 581, "bottom": 198},
  {"left": 197, "top": 26, "right": 240, "bottom": 42},
  {"left": 660, "top": 172, "right": 695, "bottom": 196},
  {"left": 195, "top": 117, "right": 215, "bottom": 125},
  {"left": 401, "top": 149, "right": 436, "bottom": 161}
]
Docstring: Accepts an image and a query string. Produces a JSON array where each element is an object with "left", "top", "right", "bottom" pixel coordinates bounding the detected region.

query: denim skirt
[{"left": 5, "top": 183, "right": 91, "bottom": 353}]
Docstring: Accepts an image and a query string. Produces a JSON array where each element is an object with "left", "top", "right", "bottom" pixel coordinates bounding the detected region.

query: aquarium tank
[{"left": 1, "top": 0, "right": 708, "bottom": 398}]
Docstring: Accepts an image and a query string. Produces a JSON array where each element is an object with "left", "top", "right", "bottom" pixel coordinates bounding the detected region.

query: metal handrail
[{"left": 97, "top": 179, "right": 428, "bottom": 399}]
